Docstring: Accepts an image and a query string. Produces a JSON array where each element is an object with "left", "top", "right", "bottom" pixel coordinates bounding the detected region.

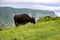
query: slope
[{"left": 0, "top": 20, "right": 60, "bottom": 40}]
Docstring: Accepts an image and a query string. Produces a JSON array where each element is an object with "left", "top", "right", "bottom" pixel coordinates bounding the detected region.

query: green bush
[
  {"left": 37, "top": 16, "right": 53, "bottom": 22},
  {"left": 37, "top": 16, "right": 60, "bottom": 22},
  {"left": 0, "top": 28, "right": 2, "bottom": 31}
]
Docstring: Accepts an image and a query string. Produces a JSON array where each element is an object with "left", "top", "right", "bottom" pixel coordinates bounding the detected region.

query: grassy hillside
[{"left": 0, "top": 19, "right": 60, "bottom": 40}]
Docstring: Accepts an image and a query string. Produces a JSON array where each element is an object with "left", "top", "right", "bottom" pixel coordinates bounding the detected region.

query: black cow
[{"left": 14, "top": 14, "right": 35, "bottom": 26}]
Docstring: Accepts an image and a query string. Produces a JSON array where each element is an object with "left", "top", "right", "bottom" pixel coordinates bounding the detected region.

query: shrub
[
  {"left": 37, "top": 16, "right": 53, "bottom": 22},
  {"left": 0, "top": 28, "right": 2, "bottom": 31}
]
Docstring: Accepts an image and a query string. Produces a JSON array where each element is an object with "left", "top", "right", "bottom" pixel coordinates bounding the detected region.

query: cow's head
[{"left": 30, "top": 17, "right": 35, "bottom": 24}]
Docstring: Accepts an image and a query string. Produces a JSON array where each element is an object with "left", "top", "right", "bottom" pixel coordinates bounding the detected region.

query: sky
[{"left": 0, "top": 0, "right": 60, "bottom": 16}]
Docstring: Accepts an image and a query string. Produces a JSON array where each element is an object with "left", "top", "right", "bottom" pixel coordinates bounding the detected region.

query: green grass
[{"left": 0, "top": 20, "right": 60, "bottom": 40}]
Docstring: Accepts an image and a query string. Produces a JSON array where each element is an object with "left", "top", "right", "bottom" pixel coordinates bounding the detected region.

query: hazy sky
[{"left": 0, "top": 0, "right": 60, "bottom": 16}]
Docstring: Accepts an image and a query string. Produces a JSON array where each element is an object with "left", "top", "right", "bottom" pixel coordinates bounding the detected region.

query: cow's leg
[
  {"left": 16, "top": 23, "right": 19, "bottom": 27},
  {"left": 14, "top": 21, "right": 18, "bottom": 27}
]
